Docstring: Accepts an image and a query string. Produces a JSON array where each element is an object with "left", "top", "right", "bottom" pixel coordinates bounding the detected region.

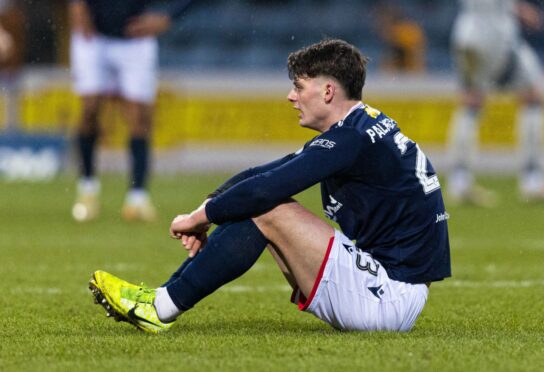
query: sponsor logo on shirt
[
  {"left": 435, "top": 212, "right": 449, "bottom": 223},
  {"left": 309, "top": 138, "right": 336, "bottom": 149},
  {"left": 364, "top": 105, "right": 381, "bottom": 118},
  {"left": 323, "top": 195, "right": 343, "bottom": 221}
]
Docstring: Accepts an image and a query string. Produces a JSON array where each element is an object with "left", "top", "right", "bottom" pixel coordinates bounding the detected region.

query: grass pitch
[{"left": 1, "top": 174, "right": 543, "bottom": 371}]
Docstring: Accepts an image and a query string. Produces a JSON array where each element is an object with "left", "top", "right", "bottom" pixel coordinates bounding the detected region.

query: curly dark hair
[{"left": 287, "top": 39, "right": 368, "bottom": 100}]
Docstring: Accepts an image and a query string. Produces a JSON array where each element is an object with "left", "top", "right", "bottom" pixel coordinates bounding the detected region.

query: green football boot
[{"left": 89, "top": 270, "right": 174, "bottom": 334}]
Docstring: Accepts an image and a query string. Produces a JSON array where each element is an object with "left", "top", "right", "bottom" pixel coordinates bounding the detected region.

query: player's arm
[
  {"left": 68, "top": 0, "right": 95, "bottom": 38},
  {"left": 169, "top": 131, "right": 358, "bottom": 257},
  {"left": 517, "top": 1, "right": 543, "bottom": 31},
  {"left": 169, "top": 152, "right": 298, "bottom": 256},
  {"left": 207, "top": 152, "right": 299, "bottom": 199},
  {"left": 125, "top": 0, "right": 193, "bottom": 38},
  {"left": 204, "top": 128, "right": 363, "bottom": 225}
]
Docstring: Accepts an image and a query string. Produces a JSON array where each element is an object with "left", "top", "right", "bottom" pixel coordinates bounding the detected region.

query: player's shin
[
  {"left": 164, "top": 219, "right": 268, "bottom": 313},
  {"left": 518, "top": 103, "right": 543, "bottom": 192},
  {"left": 447, "top": 106, "right": 480, "bottom": 195}
]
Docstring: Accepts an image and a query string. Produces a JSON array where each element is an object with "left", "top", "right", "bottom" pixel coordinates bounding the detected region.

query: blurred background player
[
  {"left": 374, "top": 1, "right": 427, "bottom": 74},
  {"left": 0, "top": 0, "right": 25, "bottom": 132},
  {"left": 69, "top": 0, "right": 191, "bottom": 222},
  {"left": 449, "top": 0, "right": 544, "bottom": 205}
]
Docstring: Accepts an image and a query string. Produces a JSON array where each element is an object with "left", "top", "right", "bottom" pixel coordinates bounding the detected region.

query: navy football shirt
[
  {"left": 80, "top": 0, "right": 192, "bottom": 38},
  {"left": 206, "top": 103, "right": 451, "bottom": 284}
]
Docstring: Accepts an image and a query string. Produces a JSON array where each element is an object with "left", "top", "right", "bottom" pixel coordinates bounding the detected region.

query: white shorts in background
[
  {"left": 70, "top": 33, "right": 158, "bottom": 103},
  {"left": 291, "top": 230, "right": 429, "bottom": 332}
]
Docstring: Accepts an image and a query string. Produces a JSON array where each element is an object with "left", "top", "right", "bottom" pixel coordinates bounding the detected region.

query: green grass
[{"left": 1, "top": 175, "right": 543, "bottom": 371}]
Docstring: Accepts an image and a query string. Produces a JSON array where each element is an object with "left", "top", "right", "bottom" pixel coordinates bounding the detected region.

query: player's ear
[{"left": 323, "top": 82, "right": 335, "bottom": 103}]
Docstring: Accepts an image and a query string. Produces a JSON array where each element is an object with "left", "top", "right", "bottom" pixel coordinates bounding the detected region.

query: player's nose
[{"left": 287, "top": 89, "right": 297, "bottom": 102}]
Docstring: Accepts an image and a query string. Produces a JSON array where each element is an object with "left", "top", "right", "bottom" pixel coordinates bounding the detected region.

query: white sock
[
  {"left": 154, "top": 287, "right": 182, "bottom": 323},
  {"left": 518, "top": 104, "right": 542, "bottom": 177},
  {"left": 447, "top": 107, "right": 480, "bottom": 195},
  {"left": 77, "top": 177, "right": 100, "bottom": 195},
  {"left": 125, "top": 189, "right": 149, "bottom": 206}
]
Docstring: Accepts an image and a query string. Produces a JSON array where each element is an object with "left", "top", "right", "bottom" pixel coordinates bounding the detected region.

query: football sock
[
  {"left": 154, "top": 287, "right": 181, "bottom": 323},
  {"left": 125, "top": 188, "right": 150, "bottom": 205},
  {"left": 77, "top": 133, "right": 97, "bottom": 178},
  {"left": 77, "top": 177, "right": 100, "bottom": 195},
  {"left": 161, "top": 256, "right": 195, "bottom": 287},
  {"left": 164, "top": 219, "right": 268, "bottom": 312},
  {"left": 518, "top": 104, "right": 542, "bottom": 175},
  {"left": 129, "top": 137, "right": 149, "bottom": 189},
  {"left": 447, "top": 106, "right": 480, "bottom": 194}
]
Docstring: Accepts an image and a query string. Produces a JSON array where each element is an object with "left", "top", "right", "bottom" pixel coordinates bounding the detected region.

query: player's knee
[
  {"left": 252, "top": 199, "right": 297, "bottom": 230},
  {"left": 461, "top": 91, "right": 484, "bottom": 110},
  {"left": 127, "top": 106, "right": 152, "bottom": 138},
  {"left": 79, "top": 107, "right": 100, "bottom": 134},
  {"left": 518, "top": 89, "right": 542, "bottom": 105}
]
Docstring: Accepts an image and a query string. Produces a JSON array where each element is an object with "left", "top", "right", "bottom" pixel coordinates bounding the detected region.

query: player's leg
[
  {"left": 90, "top": 219, "right": 269, "bottom": 332},
  {"left": 447, "top": 47, "right": 496, "bottom": 206},
  {"left": 267, "top": 243, "right": 298, "bottom": 290},
  {"left": 252, "top": 200, "right": 334, "bottom": 297},
  {"left": 253, "top": 200, "right": 428, "bottom": 332},
  {"left": 70, "top": 34, "right": 108, "bottom": 221},
  {"left": 120, "top": 100, "right": 157, "bottom": 221},
  {"left": 114, "top": 37, "right": 159, "bottom": 221},
  {"left": 154, "top": 200, "right": 330, "bottom": 323},
  {"left": 514, "top": 43, "right": 544, "bottom": 200}
]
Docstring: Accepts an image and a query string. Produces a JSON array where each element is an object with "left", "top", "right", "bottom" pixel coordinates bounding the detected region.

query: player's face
[{"left": 287, "top": 76, "right": 330, "bottom": 132}]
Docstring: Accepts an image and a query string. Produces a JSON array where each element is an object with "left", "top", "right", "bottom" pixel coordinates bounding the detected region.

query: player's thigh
[
  {"left": 70, "top": 34, "right": 111, "bottom": 95},
  {"left": 111, "top": 37, "right": 158, "bottom": 104},
  {"left": 453, "top": 46, "right": 489, "bottom": 91},
  {"left": 253, "top": 200, "right": 334, "bottom": 298}
]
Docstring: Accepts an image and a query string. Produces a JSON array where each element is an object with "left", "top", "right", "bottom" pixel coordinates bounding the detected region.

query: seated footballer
[{"left": 89, "top": 39, "right": 451, "bottom": 333}]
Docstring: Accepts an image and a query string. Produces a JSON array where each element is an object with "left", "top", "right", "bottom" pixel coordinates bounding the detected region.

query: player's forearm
[
  {"left": 205, "top": 156, "right": 329, "bottom": 224},
  {"left": 207, "top": 153, "right": 296, "bottom": 199},
  {"left": 205, "top": 174, "right": 290, "bottom": 224}
]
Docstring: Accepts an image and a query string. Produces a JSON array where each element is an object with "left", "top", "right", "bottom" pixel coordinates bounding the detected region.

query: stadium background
[
  {"left": 2, "top": 2, "right": 544, "bottom": 370},
  {"left": 2, "top": 0, "right": 542, "bottom": 176}
]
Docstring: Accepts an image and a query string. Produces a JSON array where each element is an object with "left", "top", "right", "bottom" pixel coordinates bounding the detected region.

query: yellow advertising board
[{"left": 15, "top": 87, "right": 518, "bottom": 148}]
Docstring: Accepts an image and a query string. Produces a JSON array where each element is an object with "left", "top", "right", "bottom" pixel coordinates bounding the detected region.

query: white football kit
[
  {"left": 291, "top": 230, "right": 429, "bottom": 332},
  {"left": 451, "top": 0, "right": 542, "bottom": 90},
  {"left": 70, "top": 33, "right": 158, "bottom": 103}
]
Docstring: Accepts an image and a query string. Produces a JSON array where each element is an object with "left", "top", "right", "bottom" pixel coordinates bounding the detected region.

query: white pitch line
[
  {"left": 220, "top": 279, "right": 544, "bottom": 293},
  {"left": 220, "top": 284, "right": 293, "bottom": 293},
  {"left": 10, "top": 287, "right": 62, "bottom": 295},
  {"left": 9, "top": 279, "right": 544, "bottom": 296},
  {"left": 451, "top": 238, "right": 544, "bottom": 251},
  {"left": 443, "top": 279, "right": 544, "bottom": 288}
]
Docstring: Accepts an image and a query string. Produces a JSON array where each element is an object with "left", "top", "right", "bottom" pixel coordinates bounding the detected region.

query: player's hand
[
  {"left": 0, "top": 26, "right": 13, "bottom": 62},
  {"left": 69, "top": 0, "right": 96, "bottom": 39},
  {"left": 518, "top": 1, "right": 543, "bottom": 31},
  {"left": 170, "top": 207, "right": 211, "bottom": 257},
  {"left": 124, "top": 13, "right": 171, "bottom": 38},
  {"left": 179, "top": 231, "right": 208, "bottom": 257}
]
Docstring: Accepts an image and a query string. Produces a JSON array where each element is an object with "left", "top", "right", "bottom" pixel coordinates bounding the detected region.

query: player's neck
[{"left": 321, "top": 99, "right": 361, "bottom": 132}]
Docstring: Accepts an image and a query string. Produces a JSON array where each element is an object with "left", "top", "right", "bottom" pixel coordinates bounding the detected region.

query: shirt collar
[{"left": 337, "top": 102, "right": 364, "bottom": 127}]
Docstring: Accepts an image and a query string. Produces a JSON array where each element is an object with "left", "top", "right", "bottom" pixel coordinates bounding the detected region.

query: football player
[
  {"left": 89, "top": 39, "right": 451, "bottom": 334},
  {"left": 69, "top": 0, "right": 192, "bottom": 222},
  {"left": 449, "top": 0, "right": 544, "bottom": 204}
]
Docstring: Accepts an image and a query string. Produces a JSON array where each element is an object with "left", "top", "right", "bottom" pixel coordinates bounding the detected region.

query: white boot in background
[
  {"left": 72, "top": 178, "right": 101, "bottom": 222},
  {"left": 122, "top": 189, "right": 157, "bottom": 222}
]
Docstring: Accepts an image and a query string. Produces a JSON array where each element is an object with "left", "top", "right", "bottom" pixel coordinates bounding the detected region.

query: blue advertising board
[{"left": 0, "top": 133, "right": 67, "bottom": 181}]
